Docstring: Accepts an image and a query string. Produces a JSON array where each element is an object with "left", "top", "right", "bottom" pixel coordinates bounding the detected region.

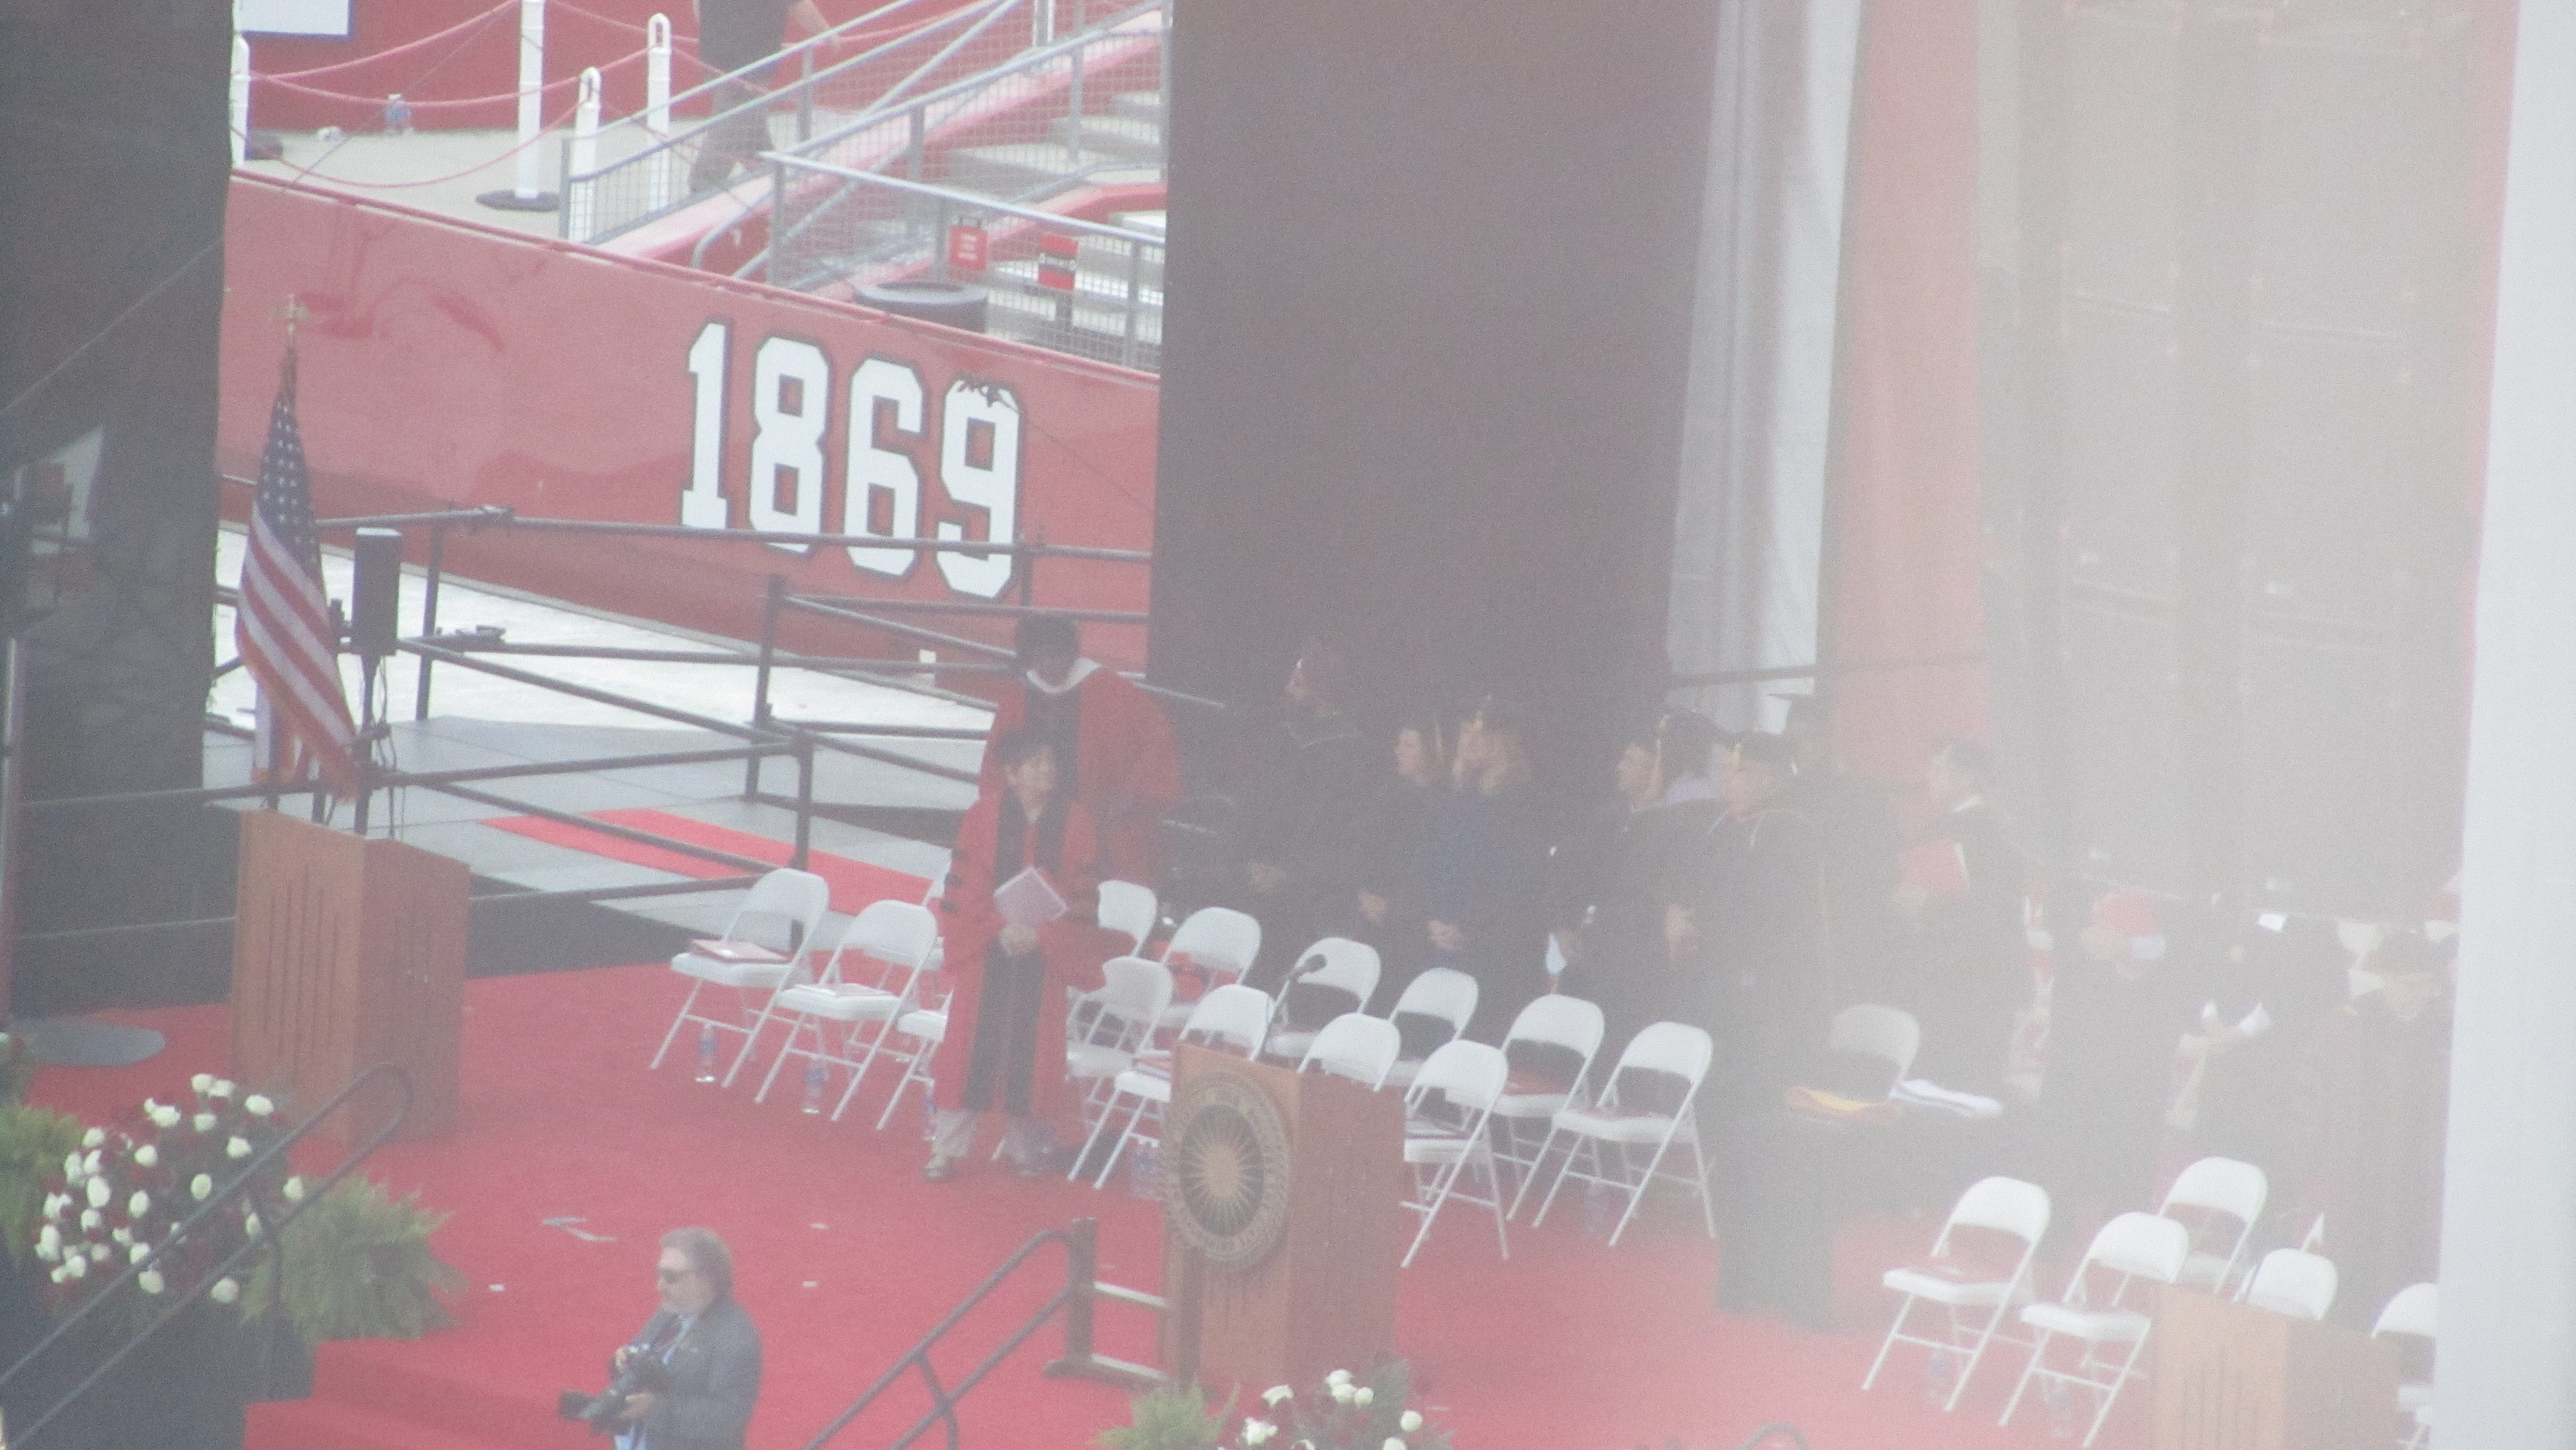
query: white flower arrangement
[{"left": 1222, "top": 1367, "right": 1448, "bottom": 1450}]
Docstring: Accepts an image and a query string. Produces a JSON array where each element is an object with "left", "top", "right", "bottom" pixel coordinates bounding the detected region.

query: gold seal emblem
[{"left": 1163, "top": 1064, "right": 1292, "bottom": 1268}]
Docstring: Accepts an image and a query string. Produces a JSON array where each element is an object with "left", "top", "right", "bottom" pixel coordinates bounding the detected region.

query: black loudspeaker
[{"left": 351, "top": 528, "right": 404, "bottom": 660}]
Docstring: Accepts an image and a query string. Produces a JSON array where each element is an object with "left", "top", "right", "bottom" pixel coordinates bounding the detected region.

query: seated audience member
[
  {"left": 1896, "top": 737, "right": 2029, "bottom": 1095},
  {"left": 982, "top": 614, "right": 1181, "bottom": 884},
  {"left": 927, "top": 733, "right": 1135, "bottom": 1181},
  {"left": 2031, "top": 887, "right": 2199, "bottom": 1231},
  {"left": 1233, "top": 642, "right": 1374, "bottom": 990},
  {"left": 2193, "top": 911, "right": 2346, "bottom": 1176},
  {"left": 1548, "top": 709, "right": 1722, "bottom": 1048},
  {"left": 1347, "top": 715, "right": 1450, "bottom": 987},
  {"left": 1778, "top": 693, "right": 1903, "bottom": 1007},
  {"left": 2282, "top": 932, "right": 2452, "bottom": 1324},
  {"left": 1425, "top": 698, "right": 1552, "bottom": 1040}
]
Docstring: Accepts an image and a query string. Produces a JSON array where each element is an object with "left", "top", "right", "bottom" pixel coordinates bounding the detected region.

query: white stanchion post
[
  {"left": 567, "top": 69, "right": 603, "bottom": 238},
  {"left": 478, "top": 0, "right": 560, "bottom": 209},
  {"left": 646, "top": 13, "right": 674, "bottom": 212},
  {"left": 230, "top": 31, "right": 250, "bottom": 165}
]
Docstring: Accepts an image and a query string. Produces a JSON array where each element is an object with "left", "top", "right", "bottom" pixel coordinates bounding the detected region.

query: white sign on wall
[{"left": 238, "top": 0, "right": 352, "bottom": 39}]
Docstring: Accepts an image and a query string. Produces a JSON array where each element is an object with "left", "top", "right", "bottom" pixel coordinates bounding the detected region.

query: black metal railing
[
  {"left": 802, "top": 1216, "right": 1160, "bottom": 1450},
  {"left": 0, "top": 1062, "right": 416, "bottom": 1447}
]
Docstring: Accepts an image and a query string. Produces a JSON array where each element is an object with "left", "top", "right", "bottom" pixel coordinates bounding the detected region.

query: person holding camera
[{"left": 593, "top": 1228, "right": 761, "bottom": 1450}]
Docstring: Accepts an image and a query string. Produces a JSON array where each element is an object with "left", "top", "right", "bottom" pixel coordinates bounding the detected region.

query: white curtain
[{"left": 1664, "top": 0, "right": 1864, "bottom": 730}]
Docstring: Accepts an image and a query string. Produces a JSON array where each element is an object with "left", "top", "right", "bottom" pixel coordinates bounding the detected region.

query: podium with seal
[{"left": 1158, "top": 1044, "right": 1407, "bottom": 1391}]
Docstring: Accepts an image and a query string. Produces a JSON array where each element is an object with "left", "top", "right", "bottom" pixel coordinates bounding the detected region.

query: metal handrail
[
  {"left": 0, "top": 1064, "right": 417, "bottom": 1448},
  {"left": 767, "top": 156, "right": 1163, "bottom": 245},
  {"left": 788, "top": 0, "right": 1163, "bottom": 163},
  {"left": 801, "top": 1217, "right": 1156, "bottom": 1450}
]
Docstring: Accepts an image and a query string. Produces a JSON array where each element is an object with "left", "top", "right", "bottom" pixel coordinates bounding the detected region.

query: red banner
[{"left": 217, "top": 174, "right": 1161, "bottom": 673}]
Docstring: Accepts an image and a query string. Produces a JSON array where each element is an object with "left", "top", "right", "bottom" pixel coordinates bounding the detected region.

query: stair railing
[{"left": 801, "top": 1216, "right": 1163, "bottom": 1450}]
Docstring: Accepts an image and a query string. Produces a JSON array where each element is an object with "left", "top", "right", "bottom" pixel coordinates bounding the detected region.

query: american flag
[{"left": 236, "top": 349, "right": 357, "bottom": 791}]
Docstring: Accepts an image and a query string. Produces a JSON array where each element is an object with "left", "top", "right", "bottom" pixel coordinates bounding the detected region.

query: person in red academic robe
[
  {"left": 980, "top": 614, "right": 1182, "bottom": 884},
  {"left": 927, "top": 732, "right": 1135, "bottom": 1180}
]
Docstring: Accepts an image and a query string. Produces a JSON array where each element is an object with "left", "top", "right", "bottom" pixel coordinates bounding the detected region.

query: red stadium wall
[{"left": 216, "top": 173, "right": 1159, "bottom": 672}]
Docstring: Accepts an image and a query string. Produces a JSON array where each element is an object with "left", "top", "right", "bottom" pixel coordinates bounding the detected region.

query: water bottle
[
  {"left": 382, "top": 94, "right": 413, "bottom": 136},
  {"left": 2044, "top": 1379, "right": 2077, "bottom": 1440},
  {"left": 801, "top": 1058, "right": 828, "bottom": 1115},
  {"left": 695, "top": 1024, "right": 719, "bottom": 1083},
  {"left": 1925, "top": 1347, "right": 1955, "bottom": 1406},
  {"left": 1129, "top": 1141, "right": 1161, "bottom": 1200}
]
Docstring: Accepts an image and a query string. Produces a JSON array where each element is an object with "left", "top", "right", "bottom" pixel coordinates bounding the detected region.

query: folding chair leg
[
  {"left": 1482, "top": 1152, "right": 1510, "bottom": 1260},
  {"left": 1677, "top": 1115, "right": 1717, "bottom": 1240},
  {"left": 651, "top": 981, "right": 710, "bottom": 1068},
  {"left": 1524, "top": 1128, "right": 1575, "bottom": 1226},
  {"left": 2082, "top": 1331, "right": 2151, "bottom": 1448},
  {"left": 1999, "top": 1328, "right": 2052, "bottom": 1429},
  {"left": 1944, "top": 1296, "right": 2012, "bottom": 1413},
  {"left": 753, "top": 1018, "right": 813, "bottom": 1104},
  {"left": 1861, "top": 1296, "right": 1915, "bottom": 1392},
  {"left": 721, "top": 993, "right": 782, "bottom": 1088},
  {"left": 1605, "top": 1137, "right": 1675, "bottom": 1247}
]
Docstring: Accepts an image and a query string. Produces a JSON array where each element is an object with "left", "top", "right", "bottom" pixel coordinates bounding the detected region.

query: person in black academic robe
[
  {"left": 1345, "top": 717, "right": 1449, "bottom": 990},
  {"left": 1231, "top": 644, "right": 1375, "bottom": 992},
  {"left": 2031, "top": 887, "right": 2199, "bottom": 1229},
  {"left": 1779, "top": 694, "right": 1903, "bottom": 1009},
  {"left": 981, "top": 614, "right": 1181, "bottom": 884},
  {"left": 1425, "top": 702, "right": 1552, "bottom": 1041},
  {"left": 2281, "top": 934, "right": 2452, "bottom": 1325},
  {"left": 1898, "top": 738, "right": 2029, "bottom": 1096},
  {"left": 1552, "top": 711, "right": 1722, "bottom": 1051},
  {"left": 2193, "top": 913, "right": 2348, "bottom": 1176}
]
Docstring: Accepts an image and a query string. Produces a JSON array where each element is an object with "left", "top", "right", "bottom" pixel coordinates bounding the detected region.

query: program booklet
[{"left": 993, "top": 866, "right": 1070, "bottom": 931}]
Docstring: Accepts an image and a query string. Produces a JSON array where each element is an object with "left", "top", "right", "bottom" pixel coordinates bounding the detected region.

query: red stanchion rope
[
  {"left": 256, "top": 1, "right": 518, "bottom": 79},
  {"left": 270, "top": 96, "right": 595, "bottom": 188},
  {"left": 255, "top": 44, "right": 648, "bottom": 109}
]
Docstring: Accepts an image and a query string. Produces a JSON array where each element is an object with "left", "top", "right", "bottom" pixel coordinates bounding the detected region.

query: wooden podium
[
  {"left": 231, "top": 811, "right": 467, "bottom": 1145},
  {"left": 1159, "top": 1045, "right": 1406, "bottom": 1392},
  {"left": 2151, "top": 1289, "right": 2400, "bottom": 1450}
]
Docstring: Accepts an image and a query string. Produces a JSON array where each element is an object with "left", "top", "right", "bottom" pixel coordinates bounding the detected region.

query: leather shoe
[{"left": 924, "top": 1155, "right": 956, "bottom": 1181}]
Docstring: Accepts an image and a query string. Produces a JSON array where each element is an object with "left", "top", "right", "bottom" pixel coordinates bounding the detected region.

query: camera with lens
[{"left": 558, "top": 1350, "right": 671, "bottom": 1435}]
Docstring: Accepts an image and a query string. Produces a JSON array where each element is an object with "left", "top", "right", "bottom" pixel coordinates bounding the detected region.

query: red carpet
[
  {"left": 29, "top": 972, "right": 2145, "bottom": 1450},
  {"left": 481, "top": 808, "right": 931, "bottom": 912}
]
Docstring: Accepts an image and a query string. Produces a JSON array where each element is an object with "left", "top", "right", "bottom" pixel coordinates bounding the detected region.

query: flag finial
[{"left": 276, "top": 295, "right": 309, "bottom": 347}]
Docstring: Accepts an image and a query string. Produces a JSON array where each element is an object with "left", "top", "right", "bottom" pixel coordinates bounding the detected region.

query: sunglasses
[{"left": 657, "top": 1266, "right": 699, "bottom": 1284}]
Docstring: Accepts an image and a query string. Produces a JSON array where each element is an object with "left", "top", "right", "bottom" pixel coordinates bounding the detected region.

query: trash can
[{"left": 855, "top": 280, "right": 988, "bottom": 334}]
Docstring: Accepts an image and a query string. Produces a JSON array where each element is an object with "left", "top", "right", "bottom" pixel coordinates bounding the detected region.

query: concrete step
[
  {"left": 1048, "top": 111, "right": 1164, "bottom": 163},
  {"left": 1111, "top": 209, "right": 1165, "bottom": 238},
  {"left": 937, "top": 142, "right": 1159, "bottom": 200},
  {"left": 1109, "top": 91, "right": 1164, "bottom": 123}
]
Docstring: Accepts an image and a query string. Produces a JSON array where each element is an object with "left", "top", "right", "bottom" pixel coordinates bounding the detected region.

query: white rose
[
  {"left": 111, "top": 1228, "right": 131, "bottom": 1245},
  {"left": 134, "top": 1144, "right": 158, "bottom": 1168},
  {"left": 1241, "top": 1421, "right": 1275, "bottom": 1446},
  {"left": 190, "top": 1174, "right": 213, "bottom": 1201},
  {"left": 283, "top": 1176, "right": 306, "bottom": 1203},
  {"left": 227, "top": 1136, "right": 251, "bottom": 1160},
  {"left": 48, "top": 1267, "right": 65, "bottom": 1284},
  {"left": 1384, "top": 1439, "right": 1408, "bottom": 1450},
  {"left": 150, "top": 1106, "right": 181, "bottom": 1129},
  {"left": 1401, "top": 1411, "right": 1423, "bottom": 1432},
  {"left": 209, "top": 1277, "right": 240, "bottom": 1305},
  {"left": 80, "top": 1127, "right": 104, "bottom": 1150},
  {"left": 244, "top": 1212, "right": 262, "bottom": 1238},
  {"left": 193, "top": 1113, "right": 218, "bottom": 1133},
  {"left": 36, "top": 1225, "right": 60, "bottom": 1257},
  {"left": 1329, "top": 1381, "right": 1355, "bottom": 1405},
  {"left": 1262, "top": 1384, "right": 1295, "bottom": 1407},
  {"left": 1354, "top": 1387, "right": 1374, "bottom": 1408},
  {"left": 210, "top": 1080, "right": 236, "bottom": 1099},
  {"left": 82, "top": 1150, "right": 101, "bottom": 1177},
  {"left": 79, "top": 1209, "right": 102, "bottom": 1232},
  {"left": 128, "top": 1241, "right": 149, "bottom": 1264},
  {"left": 245, "top": 1095, "right": 274, "bottom": 1118},
  {"left": 1325, "top": 1370, "right": 1353, "bottom": 1388},
  {"left": 61, "top": 1151, "right": 82, "bottom": 1180},
  {"left": 191, "top": 1073, "right": 215, "bottom": 1095},
  {"left": 42, "top": 1192, "right": 64, "bottom": 1216},
  {"left": 129, "top": 1190, "right": 150, "bottom": 1217},
  {"left": 61, "top": 1253, "right": 85, "bottom": 1279},
  {"left": 138, "top": 1269, "right": 165, "bottom": 1295},
  {"left": 85, "top": 1178, "right": 110, "bottom": 1209}
]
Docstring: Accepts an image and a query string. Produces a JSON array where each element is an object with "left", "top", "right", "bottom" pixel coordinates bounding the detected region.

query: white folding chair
[
  {"left": 1526, "top": 1021, "right": 1717, "bottom": 1246},
  {"left": 1262, "top": 937, "right": 1383, "bottom": 1061},
  {"left": 1152, "top": 906, "right": 1264, "bottom": 1034},
  {"left": 1490, "top": 994, "right": 1607, "bottom": 1216},
  {"left": 2000, "top": 1211, "right": 2191, "bottom": 1447},
  {"left": 1399, "top": 1040, "right": 1510, "bottom": 1268},
  {"left": 1096, "top": 879, "right": 1159, "bottom": 953},
  {"left": 2237, "top": 1248, "right": 2337, "bottom": 1322},
  {"left": 2158, "top": 1155, "right": 2268, "bottom": 1291},
  {"left": 1079, "top": 983, "right": 1272, "bottom": 1188},
  {"left": 651, "top": 868, "right": 833, "bottom": 1086},
  {"left": 1830, "top": 1003, "right": 1922, "bottom": 1089},
  {"left": 1067, "top": 956, "right": 1174, "bottom": 1124},
  {"left": 751, "top": 898, "right": 939, "bottom": 1118},
  {"left": 1862, "top": 1176, "right": 2052, "bottom": 1411},
  {"left": 1294, "top": 1011, "right": 1402, "bottom": 1089},
  {"left": 2373, "top": 1281, "right": 2438, "bottom": 1441},
  {"left": 1382, "top": 967, "right": 1479, "bottom": 1089}
]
